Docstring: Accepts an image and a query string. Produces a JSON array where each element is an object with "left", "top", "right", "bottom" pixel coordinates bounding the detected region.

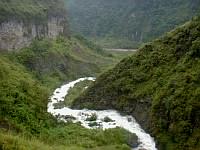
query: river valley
[{"left": 48, "top": 77, "right": 157, "bottom": 150}]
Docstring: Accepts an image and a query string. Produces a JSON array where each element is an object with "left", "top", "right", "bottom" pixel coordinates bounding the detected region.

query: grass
[
  {"left": 0, "top": 131, "right": 61, "bottom": 150},
  {"left": 0, "top": 123, "right": 133, "bottom": 150},
  {"left": 64, "top": 80, "right": 94, "bottom": 106},
  {"left": 0, "top": 130, "right": 130, "bottom": 150}
]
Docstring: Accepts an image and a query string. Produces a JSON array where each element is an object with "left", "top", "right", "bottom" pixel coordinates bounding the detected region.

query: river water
[{"left": 47, "top": 77, "right": 157, "bottom": 150}]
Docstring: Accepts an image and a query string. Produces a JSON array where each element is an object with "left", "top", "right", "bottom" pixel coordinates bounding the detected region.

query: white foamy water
[{"left": 47, "top": 77, "right": 157, "bottom": 150}]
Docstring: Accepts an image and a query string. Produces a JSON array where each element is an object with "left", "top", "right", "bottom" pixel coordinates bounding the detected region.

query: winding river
[{"left": 47, "top": 77, "right": 157, "bottom": 150}]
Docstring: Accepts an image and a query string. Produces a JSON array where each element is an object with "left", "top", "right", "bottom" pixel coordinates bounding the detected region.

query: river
[{"left": 47, "top": 77, "right": 157, "bottom": 150}]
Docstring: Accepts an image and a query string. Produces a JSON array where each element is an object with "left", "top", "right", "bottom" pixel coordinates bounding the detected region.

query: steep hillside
[
  {"left": 0, "top": 55, "right": 51, "bottom": 134},
  {"left": 0, "top": 55, "right": 134, "bottom": 150},
  {"left": 66, "top": 0, "right": 200, "bottom": 48},
  {"left": 7, "top": 36, "right": 123, "bottom": 89},
  {"left": 0, "top": 0, "right": 68, "bottom": 50},
  {"left": 73, "top": 17, "right": 200, "bottom": 149},
  {"left": 0, "top": 1, "right": 138, "bottom": 149}
]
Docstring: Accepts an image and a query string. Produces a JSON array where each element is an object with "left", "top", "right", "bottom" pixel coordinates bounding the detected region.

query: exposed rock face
[{"left": 0, "top": 17, "right": 68, "bottom": 51}]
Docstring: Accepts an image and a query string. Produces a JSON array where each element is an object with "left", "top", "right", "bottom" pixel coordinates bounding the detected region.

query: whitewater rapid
[{"left": 47, "top": 77, "right": 157, "bottom": 150}]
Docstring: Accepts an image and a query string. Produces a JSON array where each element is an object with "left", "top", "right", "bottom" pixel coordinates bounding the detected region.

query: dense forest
[
  {"left": 73, "top": 16, "right": 200, "bottom": 150},
  {"left": 66, "top": 0, "right": 200, "bottom": 48}
]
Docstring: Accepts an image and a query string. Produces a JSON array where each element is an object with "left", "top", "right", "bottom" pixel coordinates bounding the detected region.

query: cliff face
[
  {"left": 0, "top": 16, "right": 68, "bottom": 50},
  {"left": 0, "top": 0, "right": 69, "bottom": 51}
]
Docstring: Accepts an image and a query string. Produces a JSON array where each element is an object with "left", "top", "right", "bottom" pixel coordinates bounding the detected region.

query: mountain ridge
[{"left": 66, "top": 0, "right": 200, "bottom": 48}]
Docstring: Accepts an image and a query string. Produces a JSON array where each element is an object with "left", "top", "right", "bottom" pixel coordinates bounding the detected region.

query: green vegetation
[
  {"left": 92, "top": 37, "right": 141, "bottom": 49},
  {"left": 0, "top": 0, "right": 67, "bottom": 22},
  {"left": 104, "top": 50, "right": 135, "bottom": 61},
  {"left": 65, "top": 80, "right": 94, "bottom": 106},
  {"left": 0, "top": 55, "right": 52, "bottom": 135},
  {"left": 8, "top": 36, "right": 123, "bottom": 89},
  {"left": 73, "top": 17, "right": 200, "bottom": 149},
  {"left": 0, "top": 0, "right": 140, "bottom": 149},
  {"left": 0, "top": 33, "right": 136, "bottom": 149},
  {"left": 0, "top": 124, "right": 132, "bottom": 150},
  {"left": 66, "top": 0, "right": 200, "bottom": 48}
]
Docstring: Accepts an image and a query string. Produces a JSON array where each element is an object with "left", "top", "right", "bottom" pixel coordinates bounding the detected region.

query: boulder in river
[
  {"left": 127, "top": 117, "right": 132, "bottom": 122},
  {"left": 126, "top": 132, "right": 139, "bottom": 148},
  {"left": 103, "top": 116, "right": 114, "bottom": 122},
  {"left": 88, "top": 121, "right": 100, "bottom": 127},
  {"left": 85, "top": 113, "right": 98, "bottom": 121},
  {"left": 64, "top": 115, "right": 76, "bottom": 121}
]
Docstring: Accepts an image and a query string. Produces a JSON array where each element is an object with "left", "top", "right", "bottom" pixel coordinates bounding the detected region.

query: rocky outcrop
[{"left": 0, "top": 17, "right": 68, "bottom": 51}]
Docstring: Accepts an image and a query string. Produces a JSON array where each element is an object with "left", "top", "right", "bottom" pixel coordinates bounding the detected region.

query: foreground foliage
[{"left": 0, "top": 125, "right": 131, "bottom": 150}]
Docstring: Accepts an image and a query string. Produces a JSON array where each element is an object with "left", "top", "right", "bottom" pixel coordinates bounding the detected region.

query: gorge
[
  {"left": 0, "top": 0, "right": 200, "bottom": 150},
  {"left": 47, "top": 77, "right": 157, "bottom": 150}
]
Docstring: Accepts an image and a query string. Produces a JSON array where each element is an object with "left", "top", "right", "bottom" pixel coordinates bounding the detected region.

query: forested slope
[
  {"left": 73, "top": 17, "right": 200, "bottom": 150},
  {"left": 10, "top": 36, "right": 115, "bottom": 88},
  {"left": 66, "top": 0, "right": 200, "bottom": 48}
]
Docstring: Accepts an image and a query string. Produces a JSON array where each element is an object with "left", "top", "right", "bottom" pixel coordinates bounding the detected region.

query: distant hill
[
  {"left": 73, "top": 16, "right": 200, "bottom": 149},
  {"left": 66, "top": 0, "right": 200, "bottom": 48}
]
